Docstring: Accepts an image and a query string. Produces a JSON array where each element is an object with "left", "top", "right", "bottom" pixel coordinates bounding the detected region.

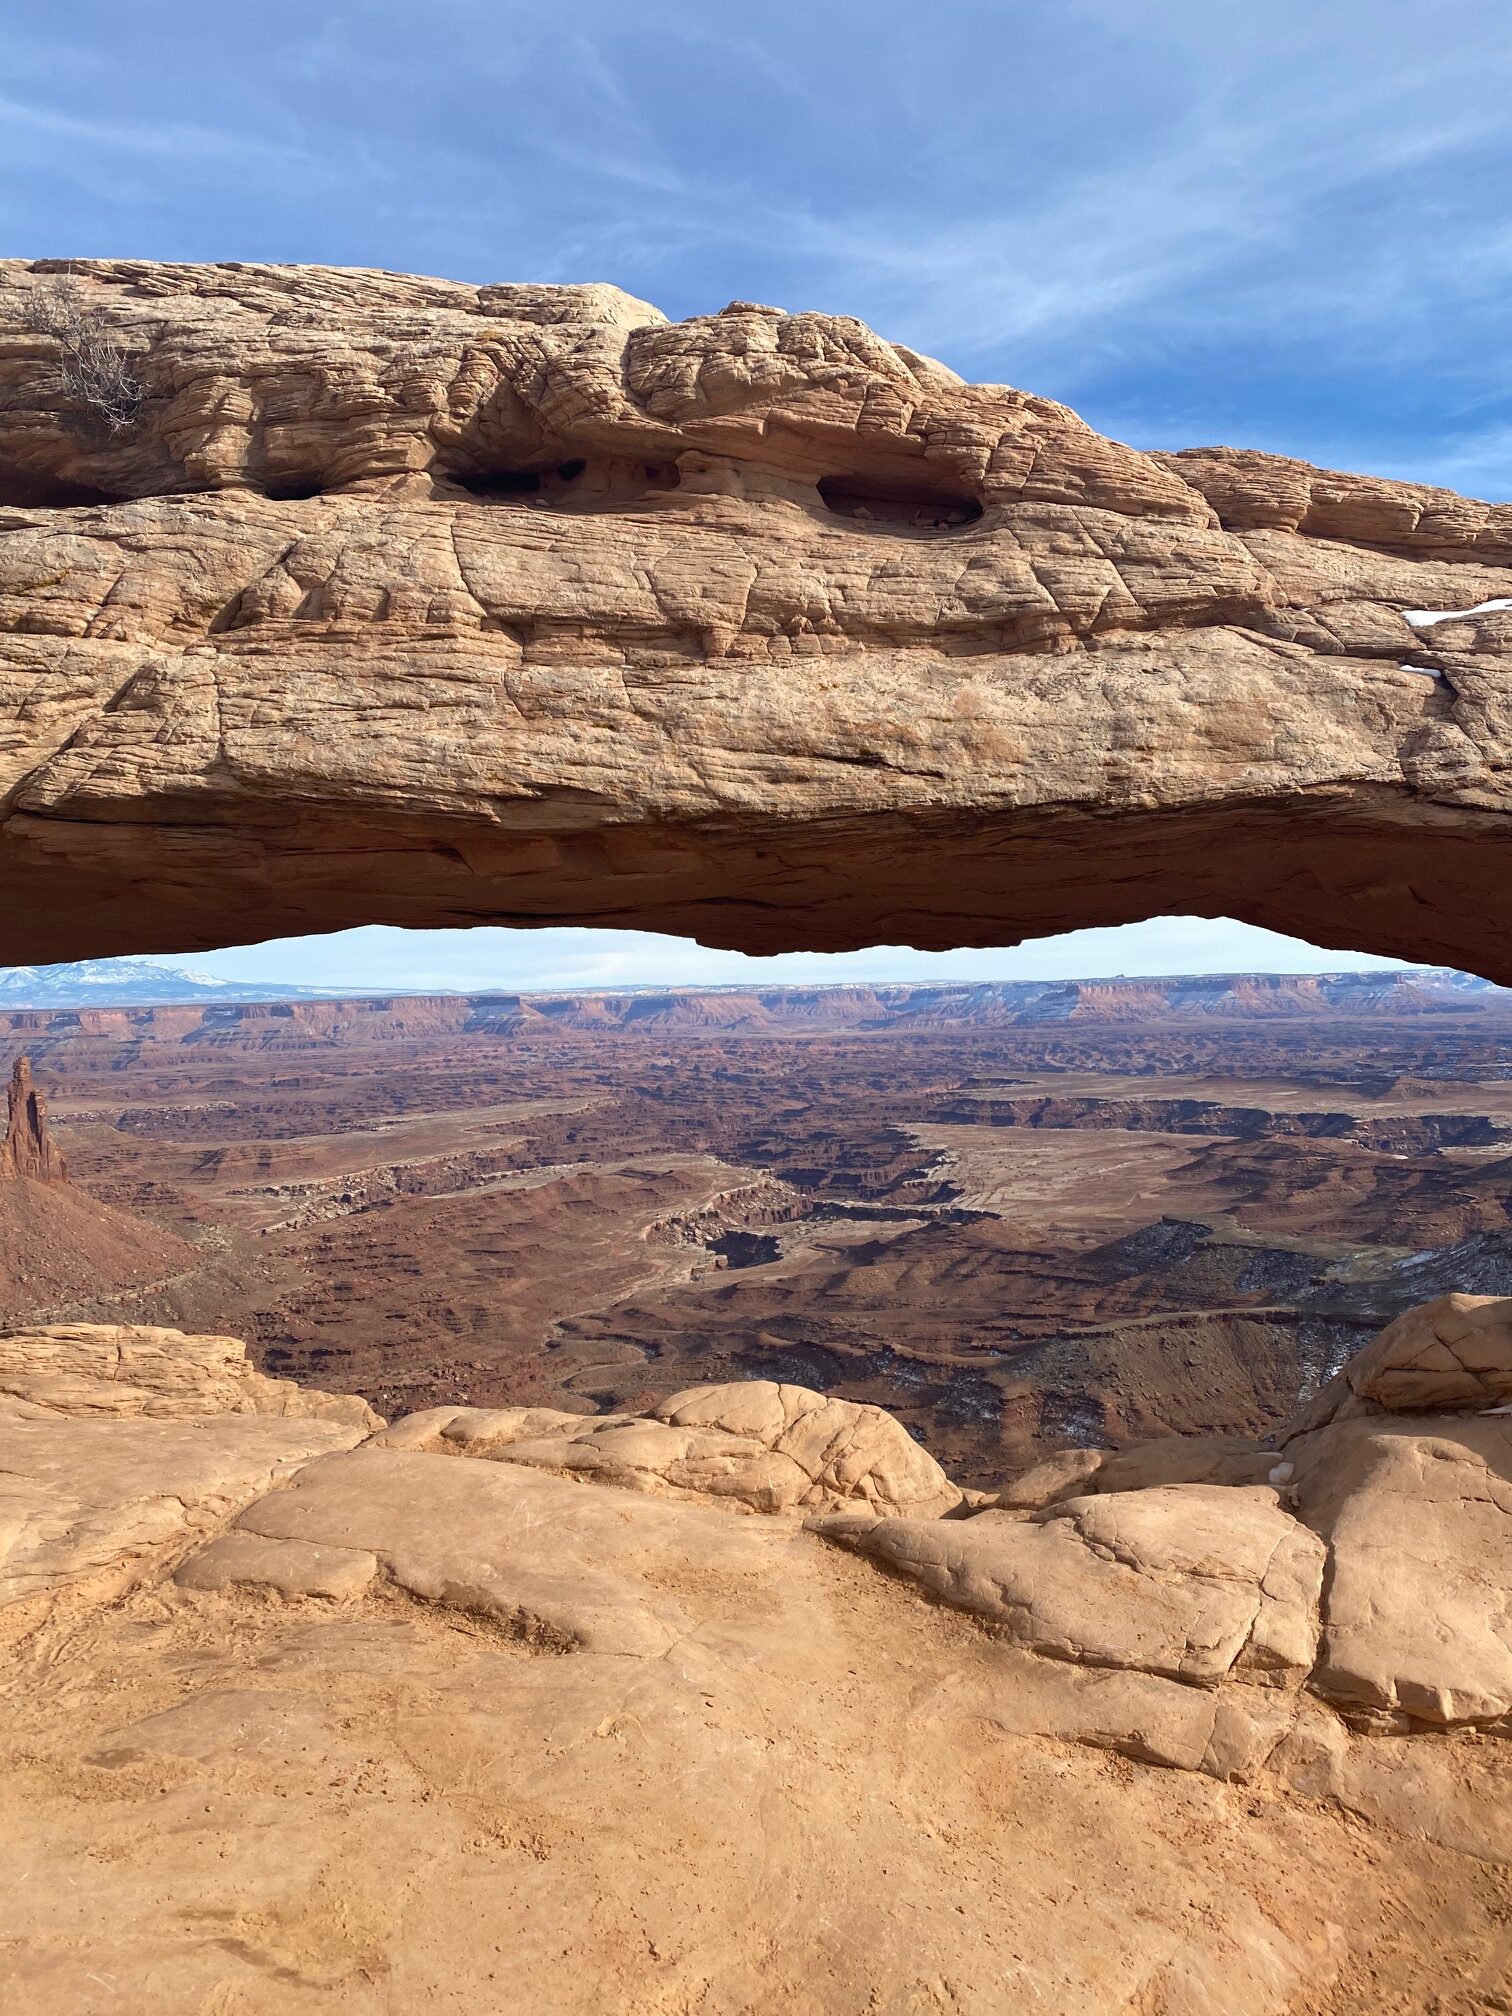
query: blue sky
[{"left": 6, "top": 1, "right": 1507, "bottom": 990}]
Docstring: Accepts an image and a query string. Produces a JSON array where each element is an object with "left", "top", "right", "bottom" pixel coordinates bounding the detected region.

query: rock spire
[{"left": 1, "top": 1056, "right": 67, "bottom": 1182}]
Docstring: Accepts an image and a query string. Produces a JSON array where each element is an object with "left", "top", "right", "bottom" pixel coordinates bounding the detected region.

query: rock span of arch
[{"left": 2, "top": 262, "right": 1509, "bottom": 974}]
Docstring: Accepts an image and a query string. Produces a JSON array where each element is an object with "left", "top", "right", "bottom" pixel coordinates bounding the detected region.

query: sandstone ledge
[{"left": 0, "top": 1320, "right": 381, "bottom": 1429}]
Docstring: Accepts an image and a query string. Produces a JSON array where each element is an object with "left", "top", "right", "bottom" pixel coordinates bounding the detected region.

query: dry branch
[{"left": 22, "top": 271, "right": 143, "bottom": 433}]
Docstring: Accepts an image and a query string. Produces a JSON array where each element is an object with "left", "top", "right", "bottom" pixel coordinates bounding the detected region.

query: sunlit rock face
[{"left": 1, "top": 259, "right": 1510, "bottom": 974}]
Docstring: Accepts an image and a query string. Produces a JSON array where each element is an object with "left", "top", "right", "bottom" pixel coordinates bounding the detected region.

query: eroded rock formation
[
  {"left": 0, "top": 1055, "right": 64, "bottom": 1181},
  {"left": 0, "top": 1320, "right": 381, "bottom": 1427},
  {"left": 0, "top": 1056, "right": 219, "bottom": 1320},
  {"left": 2, "top": 1306, "right": 1510, "bottom": 2008},
  {"left": 2, "top": 261, "right": 1511, "bottom": 975},
  {"left": 0, "top": 1324, "right": 376, "bottom": 1616},
  {"left": 374, "top": 1379, "right": 964, "bottom": 1519}
]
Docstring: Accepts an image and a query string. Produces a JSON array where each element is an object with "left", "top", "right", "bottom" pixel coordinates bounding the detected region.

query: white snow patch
[
  {"left": 1399, "top": 663, "right": 1445, "bottom": 678},
  {"left": 1402, "top": 598, "right": 1512, "bottom": 628}
]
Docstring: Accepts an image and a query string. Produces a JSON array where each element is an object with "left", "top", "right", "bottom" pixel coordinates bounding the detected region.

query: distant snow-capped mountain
[
  {"left": 0, "top": 959, "right": 1503, "bottom": 1016},
  {"left": 0, "top": 959, "right": 326, "bottom": 1007}
]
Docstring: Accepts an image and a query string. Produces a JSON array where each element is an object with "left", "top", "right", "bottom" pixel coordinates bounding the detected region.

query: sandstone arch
[{"left": 2, "top": 260, "right": 1510, "bottom": 974}]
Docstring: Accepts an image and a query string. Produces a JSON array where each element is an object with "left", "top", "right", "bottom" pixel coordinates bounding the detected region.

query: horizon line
[{"left": 0, "top": 963, "right": 1490, "bottom": 1011}]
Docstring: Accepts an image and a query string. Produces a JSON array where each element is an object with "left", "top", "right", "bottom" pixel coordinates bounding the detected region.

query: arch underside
[
  {"left": 6, "top": 791, "right": 1510, "bottom": 982},
  {"left": 1, "top": 261, "right": 1509, "bottom": 976}
]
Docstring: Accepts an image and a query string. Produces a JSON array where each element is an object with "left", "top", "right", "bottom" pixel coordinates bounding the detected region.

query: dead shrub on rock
[{"left": 21, "top": 271, "right": 143, "bottom": 434}]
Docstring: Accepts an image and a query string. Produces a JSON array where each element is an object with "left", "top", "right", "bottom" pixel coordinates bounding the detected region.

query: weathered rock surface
[
  {"left": 1287, "top": 1411, "right": 1512, "bottom": 1727},
  {"left": 2, "top": 261, "right": 1512, "bottom": 975},
  {"left": 0, "top": 1324, "right": 375, "bottom": 1622},
  {"left": 0, "top": 1320, "right": 381, "bottom": 1427},
  {"left": 810, "top": 1483, "right": 1324, "bottom": 1688},
  {"left": 186, "top": 1441, "right": 813, "bottom": 1658},
  {"left": 2, "top": 1310, "right": 1511, "bottom": 2008},
  {"left": 0, "top": 1407, "right": 366, "bottom": 1621},
  {"left": 374, "top": 1377, "right": 962, "bottom": 1518},
  {"left": 1296, "top": 1289, "right": 1512, "bottom": 1421},
  {"left": 996, "top": 1431, "right": 1278, "bottom": 1509}
]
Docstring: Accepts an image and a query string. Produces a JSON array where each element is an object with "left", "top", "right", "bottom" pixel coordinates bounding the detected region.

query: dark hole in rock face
[
  {"left": 817, "top": 475, "right": 984, "bottom": 531},
  {"left": 261, "top": 475, "right": 326, "bottom": 502},
  {"left": 0, "top": 464, "right": 124, "bottom": 509},
  {"left": 453, "top": 468, "right": 543, "bottom": 498},
  {"left": 448, "top": 458, "right": 682, "bottom": 505}
]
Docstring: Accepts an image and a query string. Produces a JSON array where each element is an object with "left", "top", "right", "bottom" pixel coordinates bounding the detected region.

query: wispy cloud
[
  {"left": 1376, "top": 424, "right": 1512, "bottom": 499},
  {"left": 0, "top": 91, "right": 314, "bottom": 168},
  {"left": 739, "top": 95, "right": 1511, "bottom": 371},
  {"left": 6, "top": 1, "right": 1509, "bottom": 388}
]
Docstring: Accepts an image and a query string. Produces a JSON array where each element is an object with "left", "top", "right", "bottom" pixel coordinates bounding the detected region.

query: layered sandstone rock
[
  {"left": 2, "top": 1308, "right": 1512, "bottom": 2008},
  {"left": 0, "top": 1406, "right": 369, "bottom": 1619},
  {"left": 2, "top": 262, "right": 1511, "bottom": 975},
  {"left": 809, "top": 1484, "right": 1324, "bottom": 1689},
  {"left": 819, "top": 1299, "right": 1512, "bottom": 1738},
  {"left": 0, "top": 1324, "right": 376, "bottom": 1621},
  {"left": 0, "top": 1320, "right": 381, "bottom": 1427},
  {"left": 1285, "top": 1412, "right": 1512, "bottom": 1727}
]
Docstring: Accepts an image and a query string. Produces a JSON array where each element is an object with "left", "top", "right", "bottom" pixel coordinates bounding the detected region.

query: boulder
[
  {"left": 1285, "top": 1411, "right": 1512, "bottom": 1725},
  {"left": 374, "top": 1378, "right": 961, "bottom": 1519},
  {"left": 809, "top": 1483, "right": 1325, "bottom": 1689},
  {"left": 1292, "top": 1291, "right": 1512, "bottom": 1426}
]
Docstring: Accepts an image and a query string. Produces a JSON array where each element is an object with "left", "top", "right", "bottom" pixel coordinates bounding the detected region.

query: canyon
[
  {"left": 5, "top": 975, "right": 1512, "bottom": 1489},
  {"left": 3, "top": 262, "right": 1512, "bottom": 2011}
]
